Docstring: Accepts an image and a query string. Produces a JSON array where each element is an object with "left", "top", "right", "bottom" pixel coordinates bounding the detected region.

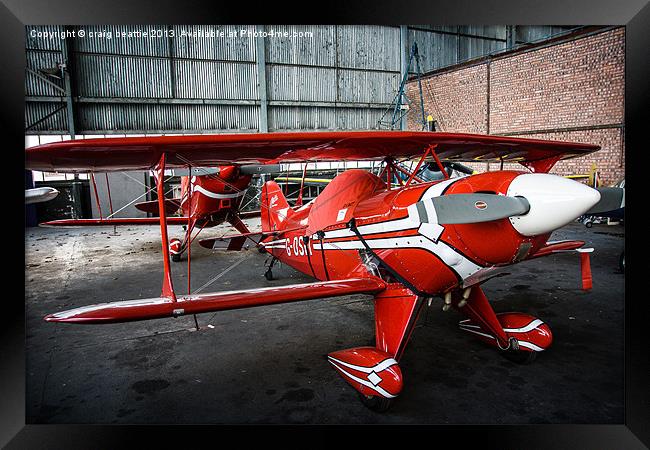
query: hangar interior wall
[
  {"left": 26, "top": 25, "right": 580, "bottom": 135},
  {"left": 26, "top": 25, "right": 404, "bottom": 134},
  {"left": 406, "top": 27, "right": 625, "bottom": 185},
  {"left": 26, "top": 24, "right": 614, "bottom": 220}
]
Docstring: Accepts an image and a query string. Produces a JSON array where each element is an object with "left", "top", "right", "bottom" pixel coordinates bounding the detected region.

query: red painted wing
[
  {"left": 25, "top": 131, "right": 599, "bottom": 173},
  {"left": 44, "top": 277, "right": 387, "bottom": 324},
  {"left": 40, "top": 217, "right": 190, "bottom": 227}
]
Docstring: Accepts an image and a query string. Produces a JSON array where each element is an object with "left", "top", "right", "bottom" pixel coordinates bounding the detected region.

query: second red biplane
[
  {"left": 37, "top": 163, "right": 278, "bottom": 261},
  {"left": 25, "top": 131, "right": 617, "bottom": 411}
]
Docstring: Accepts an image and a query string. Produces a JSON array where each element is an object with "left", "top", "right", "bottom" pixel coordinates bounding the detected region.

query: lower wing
[
  {"left": 44, "top": 277, "right": 386, "bottom": 324},
  {"left": 40, "top": 217, "right": 190, "bottom": 227},
  {"left": 527, "top": 240, "right": 590, "bottom": 259}
]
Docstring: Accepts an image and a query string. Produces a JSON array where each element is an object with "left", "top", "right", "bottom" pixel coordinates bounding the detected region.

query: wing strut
[
  {"left": 104, "top": 173, "right": 114, "bottom": 216},
  {"left": 155, "top": 153, "right": 177, "bottom": 302},
  {"left": 296, "top": 163, "right": 308, "bottom": 207},
  {"left": 90, "top": 173, "right": 103, "bottom": 220}
]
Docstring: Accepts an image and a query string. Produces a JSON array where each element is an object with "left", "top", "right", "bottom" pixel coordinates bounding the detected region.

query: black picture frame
[{"left": 6, "top": 0, "right": 648, "bottom": 447}]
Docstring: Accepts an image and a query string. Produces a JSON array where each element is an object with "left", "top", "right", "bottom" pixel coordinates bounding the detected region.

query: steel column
[
  {"left": 399, "top": 25, "right": 408, "bottom": 131},
  {"left": 255, "top": 26, "right": 269, "bottom": 133}
]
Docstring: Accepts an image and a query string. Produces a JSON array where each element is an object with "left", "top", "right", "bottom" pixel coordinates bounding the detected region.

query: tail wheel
[
  {"left": 358, "top": 393, "right": 394, "bottom": 412},
  {"left": 169, "top": 238, "right": 182, "bottom": 262},
  {"left": 264, "top": 257, "right": 277, "bottom": 280},
  {"left": 501, "top": 349, "right": 537, "bottom": 365}
]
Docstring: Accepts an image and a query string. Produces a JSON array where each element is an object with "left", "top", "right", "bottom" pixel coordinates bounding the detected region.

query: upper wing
[
  {"left": 25, "top": 131, "right": 599, "bottom": 173},
  {"left": 44, "top": 277, "right": 386, "bottom": 324}
]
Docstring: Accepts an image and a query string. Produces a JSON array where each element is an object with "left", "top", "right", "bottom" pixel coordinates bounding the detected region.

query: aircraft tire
[
  {"left": 171, "top": 253, "right": 181, "bottom": 262},
  {"left": 501, "top": 349, "right": 537, "bottom": 364},
  {"left": 264, "top": 270, "right": 273, "bottom": 281},
  {"left": 358, "top": 393, "right": 394, "bottom": 412}
]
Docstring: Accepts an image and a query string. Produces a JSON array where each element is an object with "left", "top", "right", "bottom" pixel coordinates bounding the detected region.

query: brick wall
[{"left": 406, "top": 27, "right": 625, "bottom": 185}]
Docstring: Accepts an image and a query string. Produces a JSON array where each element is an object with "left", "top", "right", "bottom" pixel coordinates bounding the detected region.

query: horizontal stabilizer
[
  {"left": 238, "top": 210, "right": 261, "bottom": 219},
  {"left": 199, "top": 235, "right": 248, "bottom": 251},
  {"left": 44, "top": 278, "right": 387, "bottom": 324},
  {"left": 419, "top": 194, "right": 530, "bottom": 224},
  {"left": 40, "top": 217, "right": 190, "bottom": 227},
  {"left": 201, "top": 225, "right": 307, "bottom": 252},
  {"left": 135, "top": 198, "right": 181, "bottom": 215},
  {"left": 199, "top": 224, "right": 304, "bottom": 251},
  {"left": 585, "top": 187, "right": 624, "bottom": 215}
]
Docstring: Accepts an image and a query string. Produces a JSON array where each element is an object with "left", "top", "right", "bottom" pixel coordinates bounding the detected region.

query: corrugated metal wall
[
  {"left": 26, "top": 25, "right": 579, "bottom": 135},
  {"left": 407, "top": 25, "right": 577, "bottom": 73}
]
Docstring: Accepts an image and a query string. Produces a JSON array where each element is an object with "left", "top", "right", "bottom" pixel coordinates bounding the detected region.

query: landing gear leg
[
  {"left": 171, "top": 219, "right": 195, "bottom": 263},
  {"left": 458, "top": 288, "right": 550, "bottom": 364},
  {"left": 264, "top": 257, "right": 277, "bottom": 281}
]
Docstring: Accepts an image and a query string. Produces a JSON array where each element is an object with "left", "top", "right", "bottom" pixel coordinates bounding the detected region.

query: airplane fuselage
[
  {"left": 260, "top": 169, "right": 597, "bottom": 297},
  {"left": 180, "top": 166, "right": 253, "bottom": 227}
]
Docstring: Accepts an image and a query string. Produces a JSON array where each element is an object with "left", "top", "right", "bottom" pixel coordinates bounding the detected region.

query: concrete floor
[{"left": 25, "top": 219, "right": 624, "bottom": 424}]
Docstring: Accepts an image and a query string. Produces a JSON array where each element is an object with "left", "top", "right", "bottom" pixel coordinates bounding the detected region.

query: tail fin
[{"left": 260, "top": 181, "right": 294, "bottom": 232}]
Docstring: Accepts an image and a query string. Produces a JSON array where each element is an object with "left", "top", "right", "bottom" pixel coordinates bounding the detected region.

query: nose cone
[{"left": 507, "top": 173, "right": 600, "bottom": 236}]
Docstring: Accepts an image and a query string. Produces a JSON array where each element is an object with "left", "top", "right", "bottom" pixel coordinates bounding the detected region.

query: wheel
[
  {"left": 501, "top": 349, "right": 537, "bottom": 364},
  {"left": 358, "top": 393, "right": 394, "bottom": 412},
  {"left": 171, "top": 253, "right": 181, "bottom": 262},
  {"left": 619, "top": 251, "right": 625, "bottom": 273},
  {"left": 264, "top": 270, "right": 273, "bottom": 281},
  {"left": 585, "top": 221, "right": 593, "bottom": 228}
]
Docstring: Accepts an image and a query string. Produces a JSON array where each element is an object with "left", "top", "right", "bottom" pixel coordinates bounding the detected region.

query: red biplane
[
  {"left": 37, "top": 163, "right": 279, "bottom": 261},
  {"left": 25, "top": 131, "right": 616, "bottom": 411}
]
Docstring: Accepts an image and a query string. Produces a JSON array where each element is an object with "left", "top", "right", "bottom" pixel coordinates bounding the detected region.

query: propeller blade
[
  {"left": 446, "top": 162, "right": 474, "bottom": 175},
  {"left": 418, "top": 194, "right": 530, "bottom": 224},
  {"left": 239, "top": 164, "right": 281, "bottom": 175},
  {"left": 585, "top": 187, "right": 624, "bottom": 215}
]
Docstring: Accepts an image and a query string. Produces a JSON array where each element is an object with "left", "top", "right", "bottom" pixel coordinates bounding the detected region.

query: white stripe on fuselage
[
  {"left": 318, "top": 178, "right": 458, "bottom": 240},
  {"left": 313, "top": 235, "right": 483, "bottom": 280},
  {"left": 312, "top": 178, "right": 486, "bottom": 281},
  {"left": 193, "top": 185, "right": 246, "bottom": 200}
]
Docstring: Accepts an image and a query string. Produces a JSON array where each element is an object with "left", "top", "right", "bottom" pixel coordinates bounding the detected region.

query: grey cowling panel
[
  {"left": 239, "top": 164, "right": 282, "bottom": 175},
  {"left": 418, "top": 193, "right": 530, "bottom": 224},
  {"left": 585, "top": 187, "right": 624, "bottom": 214}
]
